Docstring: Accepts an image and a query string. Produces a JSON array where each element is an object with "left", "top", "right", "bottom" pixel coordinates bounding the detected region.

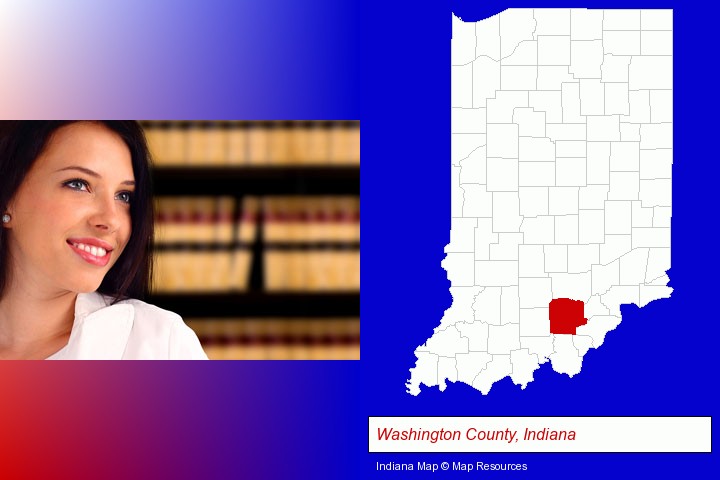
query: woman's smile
[{"left": 67, "top": 237, "right": 115, "bottom": 267}]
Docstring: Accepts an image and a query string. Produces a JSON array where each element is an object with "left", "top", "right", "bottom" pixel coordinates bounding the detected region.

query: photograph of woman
[{"left": 0, "top": 121, "right": 208, "bottom": 359}]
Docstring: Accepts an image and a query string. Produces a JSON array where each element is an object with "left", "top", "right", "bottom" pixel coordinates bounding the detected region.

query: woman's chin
[{"left": 66, "top": 279, "right": 104, "bottom": 294}]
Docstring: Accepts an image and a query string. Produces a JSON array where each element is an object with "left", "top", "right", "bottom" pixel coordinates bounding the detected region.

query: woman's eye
[
  {"left": 64, "top": 179, "right": 89, "bottom": 191},
  {"left": 116, "top": 191, "right": 133, "bottom": 204}
]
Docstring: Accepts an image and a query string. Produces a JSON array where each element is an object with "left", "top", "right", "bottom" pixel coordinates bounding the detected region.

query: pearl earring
[{"left": 2, "top": 214, "right": 10, "bottom": 224}]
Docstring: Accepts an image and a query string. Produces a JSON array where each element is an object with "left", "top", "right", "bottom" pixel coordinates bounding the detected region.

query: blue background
[{"left": 0, "top": 0, "right": 716, "bottom": 478}]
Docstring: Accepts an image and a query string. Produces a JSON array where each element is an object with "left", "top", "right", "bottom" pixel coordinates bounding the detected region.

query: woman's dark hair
[{"left": 0, "top": 121, "right": 154, "bottom": 302}]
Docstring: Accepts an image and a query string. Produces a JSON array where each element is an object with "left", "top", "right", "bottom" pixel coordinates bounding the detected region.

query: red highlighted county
[{"left": 549, "top": 298, "right": 587, "bottom": 335}]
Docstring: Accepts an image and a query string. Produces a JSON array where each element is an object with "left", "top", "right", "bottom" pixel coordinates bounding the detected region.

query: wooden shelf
[
  {"left": 153, "top": 166, "right": 360, "bottom": 195},
  {"left": 147, "top": 292, "right": 360, "bottom": 318}
]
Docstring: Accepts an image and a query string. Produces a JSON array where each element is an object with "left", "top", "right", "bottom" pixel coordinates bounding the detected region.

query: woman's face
[{"left": 4, "top": 122, "right": 134, "bottom": 295}]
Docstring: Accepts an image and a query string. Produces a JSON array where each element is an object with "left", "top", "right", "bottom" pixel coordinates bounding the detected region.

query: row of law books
[
  {"left": 155, "top": 196, "right": 360, "bottom": 244},
  {"left": 152, "top": 196, "right": 360, "bottom": 292},
  {"left": 142, "top": 121, "right": 360, "bottom": 166},
  {"left": 185, "top": 318, "right": 360, "bottom": 360},
  {"left": 153, "top": 250, "right": 359, "bottom": 292}
]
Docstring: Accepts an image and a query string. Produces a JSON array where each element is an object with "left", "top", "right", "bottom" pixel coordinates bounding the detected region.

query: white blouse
[{"left": 47, "top": 292, "right": 208, "bottom": 360}]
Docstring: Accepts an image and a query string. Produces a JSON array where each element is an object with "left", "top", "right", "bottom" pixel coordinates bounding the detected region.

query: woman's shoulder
[
  {"left": 87, "top": 293, "right": 183, "bottom": 332},
  {"left": 84, "top": 293, "right": 208, "bottom": 359},
  {"left": 115, "top": 296, "right": 183, "bottom": 324}
]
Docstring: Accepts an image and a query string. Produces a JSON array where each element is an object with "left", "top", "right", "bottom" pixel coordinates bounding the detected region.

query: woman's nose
[{"left": 89, "top": 195, "right": 122, "bottom": 232}]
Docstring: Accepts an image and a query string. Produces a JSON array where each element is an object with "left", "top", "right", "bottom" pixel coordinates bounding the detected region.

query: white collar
[{"left": 51, "top": 292, "right": 135, "bottom": 360}]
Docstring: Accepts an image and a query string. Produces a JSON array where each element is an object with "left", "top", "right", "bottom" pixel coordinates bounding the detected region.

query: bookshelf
[{"left": 142, "top": 121, "right": 360, "bottom": 359}]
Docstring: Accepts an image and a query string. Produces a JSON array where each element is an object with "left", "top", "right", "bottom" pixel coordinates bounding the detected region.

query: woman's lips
[{"left": 67, "top": 240, "right": 112, "bottom": 267}]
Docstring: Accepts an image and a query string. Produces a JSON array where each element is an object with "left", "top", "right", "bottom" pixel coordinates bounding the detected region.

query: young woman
[{"left": 0, "top": 121, "right": 207, "bottom": 359}]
